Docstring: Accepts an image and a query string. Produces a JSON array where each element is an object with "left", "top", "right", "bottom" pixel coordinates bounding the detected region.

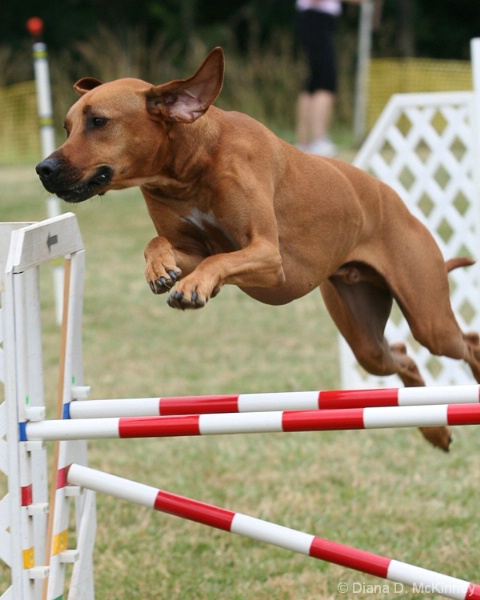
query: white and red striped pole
[
  {"left": 67, "top": 464, "right": 480, "bottom": 600},
  {"left": 22, "top": 403, "right": 480, "bottom": 441},
  {"left": 68, "top": 384, "right": 480, "bottom": 419}
]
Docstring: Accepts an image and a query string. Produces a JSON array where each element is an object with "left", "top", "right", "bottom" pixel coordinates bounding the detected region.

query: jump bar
[
  {"left": 22, "top": 403, "right": 480, "bottom": 441},
  {"left": 68, "top": 385, "right": 480, "bottom": 419},
  {"left": 67, "top": 463, "right": 480, "bottom": 600}
]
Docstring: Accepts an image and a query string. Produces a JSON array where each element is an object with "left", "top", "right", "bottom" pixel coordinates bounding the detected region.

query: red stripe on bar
[
  {"left": 309, "top": 537, "right": 390, "bottom": 578},
  {"left": 21, "top": 484, "right": 33, "bottom": 506},
  {"left": 160, "top": 395, "right": 240, "bottom": 416},
  {"left": 319, "top": 388, "right": 399, "bottom": 409},
  {"left": 118, "top": 416, "right": 201, "bottom": 438},
  {"left": 282, "top": 409, "right": 365, "bottom": 432},
  {"left": 447, "top": 404, "right": 480, "bottom": 425},
  {"left": 466, "top": 584, "right": 480, "bottom": 599},
  {"left": 57, "top": 466, "right": 69, "bottom": 489},
  {"left": 154, "top": 490, "right": 235, "bottom": 531}
]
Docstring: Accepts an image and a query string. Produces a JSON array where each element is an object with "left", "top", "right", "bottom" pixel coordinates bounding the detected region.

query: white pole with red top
[{"left": 26, "top": 17, "right": 64, "bottom": 324}]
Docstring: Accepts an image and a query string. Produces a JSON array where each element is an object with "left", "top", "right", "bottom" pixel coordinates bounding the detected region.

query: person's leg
[
  {"left": 311, "top": 90, "right": 335, "bottom": 141},
  {"left": 295, "top": 91, "right": 312, "bottom": 149},
  {"left": 307, "top": 89, "right": 337, "bottom": 156},
  {"left": 295, "top": 11, "right": 338, "bottom": 154},
  {"left": 305, "top": 12, "right": 337, "bottom": 156}
]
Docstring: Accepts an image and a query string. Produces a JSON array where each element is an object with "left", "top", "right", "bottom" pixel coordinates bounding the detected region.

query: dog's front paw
[
  {"left": 167, "top": 289, "right": 207, "bottom": 310},
  {"left": 144, "top": 237, "right": 182, "bottom": 295},
  {"left": 148, "top": 269, "right": 182, "bottom": 295}
]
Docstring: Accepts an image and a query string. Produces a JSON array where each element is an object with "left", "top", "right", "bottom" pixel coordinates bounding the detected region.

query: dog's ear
[
  {"left": 73, "top": 78, "right": 103, "bottom": 96},
  {"left": 146, "top": 47, "right": 225, "bottom": 123}
]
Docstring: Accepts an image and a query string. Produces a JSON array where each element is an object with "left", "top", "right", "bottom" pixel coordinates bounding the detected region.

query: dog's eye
[{"left": 90, "top": 117, "right": 108, "bottom": 129}]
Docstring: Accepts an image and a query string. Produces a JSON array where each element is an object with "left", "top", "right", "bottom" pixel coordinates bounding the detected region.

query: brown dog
[{"left": 36, "top": 47, "right": 480, "bottom": 450}]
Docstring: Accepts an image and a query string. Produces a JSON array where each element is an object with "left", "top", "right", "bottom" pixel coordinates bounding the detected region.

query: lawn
[{"left": 1, "top": 162, "right": 479, "bottom": 599}]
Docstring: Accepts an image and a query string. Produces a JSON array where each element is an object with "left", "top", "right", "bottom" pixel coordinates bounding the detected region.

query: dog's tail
[{"left": 446, "top": 257, "right": 475, "bottom": 272}]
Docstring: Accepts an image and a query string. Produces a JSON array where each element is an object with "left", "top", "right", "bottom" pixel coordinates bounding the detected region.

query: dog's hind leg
[
  {"left": 387, "top": 254, "right": 480, "bottom": 386},
  {"left": 462, "top": 332, "right": 480, "bottom": 382},
  {"left": 320, "top": 265, "right": 452, "bottom": 451}
]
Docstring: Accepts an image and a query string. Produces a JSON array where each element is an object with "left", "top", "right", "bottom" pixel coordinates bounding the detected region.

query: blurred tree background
[
  {"left": 0, "top": 0, "right": 479, "bottom": 156},
  {"left": 1, "top": 0, "right": 478, "bottom": 62}
]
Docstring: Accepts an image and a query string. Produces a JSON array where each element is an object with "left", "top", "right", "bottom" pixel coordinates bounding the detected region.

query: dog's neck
[{"left": 140, "top": 110, "right": 221, "bottom": 199}]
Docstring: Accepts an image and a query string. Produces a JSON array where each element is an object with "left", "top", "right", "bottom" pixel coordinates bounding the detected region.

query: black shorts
[{"left": 296, "top": 10, "right": 338, "bottom": 94}]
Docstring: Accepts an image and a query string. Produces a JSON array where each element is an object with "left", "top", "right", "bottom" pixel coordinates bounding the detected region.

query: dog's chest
[
  {"left": 183, "top": 207, "right": 217, "bottom": 230},
  {"left": 180, "top": 208, "right": 239, "bottom": 254}
]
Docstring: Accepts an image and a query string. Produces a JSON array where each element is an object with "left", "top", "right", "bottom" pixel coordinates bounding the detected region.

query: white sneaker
[
  {"left": 307, "top": 138, "right": 338, "bottom": 157},
  {"left": 294, "top": 142, "right": 309, "bottom": 152}
]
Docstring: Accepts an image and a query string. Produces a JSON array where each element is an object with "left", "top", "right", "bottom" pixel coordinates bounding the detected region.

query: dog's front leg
[
  {"left": 167, "top": 238, "right": 285, "bottom": 309},
  {"left": 145, "top": 235, "right": 214, "bottom": 299},
  {"left": 145, "top": 236, "right": 186, "bottom": 294}
]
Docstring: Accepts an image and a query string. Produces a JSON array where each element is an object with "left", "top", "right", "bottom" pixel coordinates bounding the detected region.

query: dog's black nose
[{"left": 36, "top": 157, "right": 61, "bottom": 180}]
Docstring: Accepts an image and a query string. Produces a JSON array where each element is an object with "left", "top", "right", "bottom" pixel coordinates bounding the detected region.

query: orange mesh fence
[
  {"left": 0, "top": 81, "right": 40, "bottom": 165},
  {"left": 368, "top": 58, "right": 472, "bottom": 130}
]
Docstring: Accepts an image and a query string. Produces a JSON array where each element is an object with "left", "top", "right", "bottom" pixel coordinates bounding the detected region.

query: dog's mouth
[
  {"left": 36, "top": 159, "right": 114, "bottom": 203},
  {"left": 56, "top": 166, "right": 114, "bottom": 203}
]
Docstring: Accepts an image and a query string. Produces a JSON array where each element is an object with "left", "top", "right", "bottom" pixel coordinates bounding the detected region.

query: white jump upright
[{"left": 0, "top": 214, "right": 95, "bottom": 600}]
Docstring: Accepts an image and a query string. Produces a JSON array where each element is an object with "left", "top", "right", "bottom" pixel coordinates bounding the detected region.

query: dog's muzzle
[{"left": 36, "top": 157, "right": 113, "bottom": 203}]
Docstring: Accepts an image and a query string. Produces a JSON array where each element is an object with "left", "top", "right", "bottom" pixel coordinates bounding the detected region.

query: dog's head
[{"left": 36, "top": 47, "right": 225, "bottom": 203}]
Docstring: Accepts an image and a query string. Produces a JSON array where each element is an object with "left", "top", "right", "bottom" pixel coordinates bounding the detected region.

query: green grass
[{"left": 1, "top": 162, "right": 479, "bottom": 599}]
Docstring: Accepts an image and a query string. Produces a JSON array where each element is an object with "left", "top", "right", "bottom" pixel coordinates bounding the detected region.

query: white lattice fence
[{"left": 340, "top": 46, "right": 480, "bottom": 388}]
